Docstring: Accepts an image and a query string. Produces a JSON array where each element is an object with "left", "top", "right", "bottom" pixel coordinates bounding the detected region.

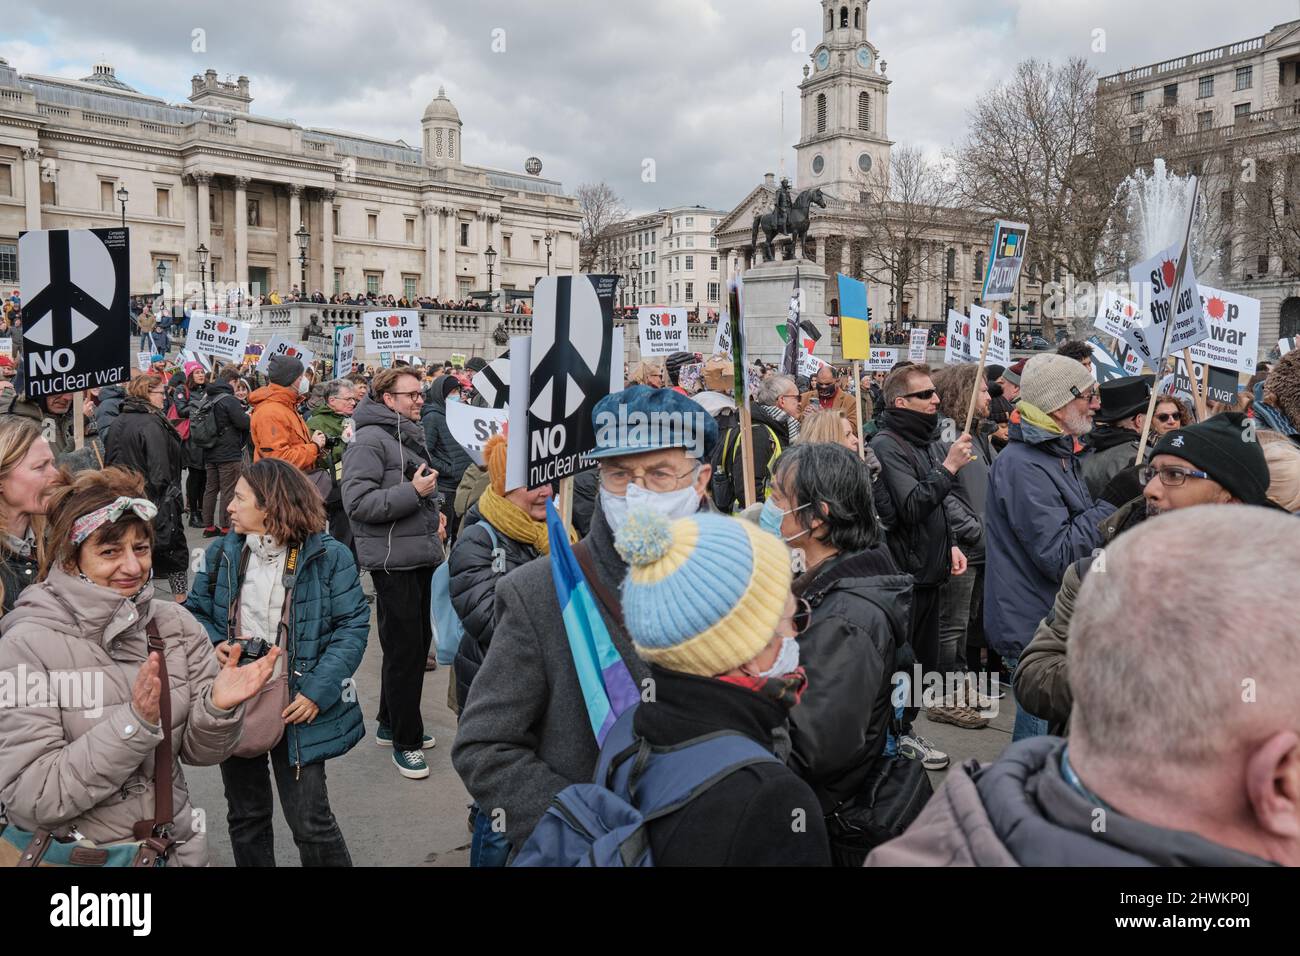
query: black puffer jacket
[
  {"left": 0, "top": 545, "right": 40, "bottom": 615},
  {"left": 789, "top": 546, "right": 911, "bottom": 812},
  {"left": 632, "top": 665, "right": 831, "bottom": 866},
  {"left": 103, "top": 397, "right": 188, "bottom": 574},
  {"left": 421, "top": 387, "right": 472, "bottom": 496},
  {"left": 93, "top": 385, "right": 126, "bottom": 443},
  {"left": 449, "top": 503, "right": 541, "bottom": 711},
  {"left": 198, "top": 381, "right": 251, "bottom": 465},
  {"left": 871, "top": 408, "right": 955, "bottom": 586}
]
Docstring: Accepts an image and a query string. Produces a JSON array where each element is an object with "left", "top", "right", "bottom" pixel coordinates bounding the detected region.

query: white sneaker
[{"left": 898, "top": 734, "right": 950, "bottom": 770}]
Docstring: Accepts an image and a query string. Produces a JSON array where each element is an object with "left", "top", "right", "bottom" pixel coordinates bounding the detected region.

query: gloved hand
[{"left": 1100, "top": 464, "right": 1146, "bottom": 508}]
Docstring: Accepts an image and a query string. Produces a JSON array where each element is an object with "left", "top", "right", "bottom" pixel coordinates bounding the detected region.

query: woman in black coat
[
  {"left": 172, "top": 366, "right": 209, "bottom": 527},
  {"left": 104, "top": 372, "right": 189, "bottom": 598}
]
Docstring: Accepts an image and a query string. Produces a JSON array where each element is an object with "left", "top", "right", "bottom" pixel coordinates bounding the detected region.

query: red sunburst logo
[
  {"left": 1160, "top": 260, "right": 1177, "bottom": 289},
  {"left": 1206, "top": 297, "right": 1226, "bottom": 320}
]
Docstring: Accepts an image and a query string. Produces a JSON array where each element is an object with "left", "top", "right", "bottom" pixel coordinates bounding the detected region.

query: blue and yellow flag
[{"left": 837, "top": 274, "right": 869, "bottom": 360}]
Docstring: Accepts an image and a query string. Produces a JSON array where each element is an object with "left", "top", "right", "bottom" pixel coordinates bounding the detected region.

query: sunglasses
[
  {"left": 1155, "top": 412, "right": 1180, "bottom": 423},
  {"left": 903, "top": 388, "right": 937, "bottom": 401}
]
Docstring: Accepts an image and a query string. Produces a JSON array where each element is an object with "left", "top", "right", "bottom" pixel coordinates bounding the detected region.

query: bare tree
[
  {"left": 848, "top": 146, "right": 968, "bottom": 324},
  {"left": 952, "top": 57, "right": 1141, "bottom": 336},
  {"left": 575, "top": 182, "right": 628, "bottom": 273}
]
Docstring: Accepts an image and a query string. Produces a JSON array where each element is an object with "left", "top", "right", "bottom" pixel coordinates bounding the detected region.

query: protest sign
[
  {"left": 1280, "top": 337, "right": 1298, "bottom": 356},
  {"left": 0, "top": 337, "right": 11, "bottom": 355},
  {"left": 137, "top": 351, "right": 152, "bottom": 372},
  {"left": 19, "top": 227, "right": 130, "bottom": 397},
  {"left": 185, "top": 312, "right": 249, "bottom": 363},
  {"left": 1087, "top": 338, "right": 1125, "bottom": 382},
  {"left": 1129, "top": 240, "right": 1207, "bottom": 357},
  {"left": 713, "top": 314, "right": 731, "bottom": 356},
  {"left": 446, "top": 402, "right": 509, "bottom": 466},
  {"left": 473, "top": 355, "right": 511, "bottom": 409},
  {"left": 638, "top": 306, "right": 687, "bottom": 357},
  {"left": 256, "top": 334, "right": 315, "bottom": 373},
  {"left": 969, "top": 305, "right": 1010, "bottom": 366},
  {"left": 867, "top": 347, "right": 898, "bottom": 373},
  {"left": 908, "top": 327, "right": 928, "bottom": 363},
  {"left": 981, "top": 221, "right": 1029, "bottom": 302},
  {"left": 798, "top": 351, "right": 828, "bottom": 379},
  {"left": 1173, "top": 357, "right": 1238, "bottom": 406},
  {"left": 944, "top": 309, "right": 974, "bottom": 365},
  {"left": 333, "top": 325, "right": 357, "bottom": 375},
  {"left": 507, "top": 275, "right": 620, "bottom": 490},
  {"left": 678, "top": 362, "right": 703, "bottom": 393},
  {"left": 1186, "top": 286, "right": 1259, "bottom": 375},
  {"left": 450, "top": 353, "right": 467, "bottom": 368},
  {"left": 1093, "top": 290, "right": 1143, "bottom": 340},
  {"left": 363, "top": 309, "right": 422, "bottom": 354},
  {"left": 1122, "top": 348, "right": 1144, "bottom": 376}
]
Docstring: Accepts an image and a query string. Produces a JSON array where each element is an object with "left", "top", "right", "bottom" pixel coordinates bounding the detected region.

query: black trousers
[
  {"left": 372, "top": 567, "right": 434, "bottom": 750},
  {"left": 911, "top": 583, "right": 943, "bottom": 679},
  {"left": 185, "top": 466, "right": 206, "bottom": 517},
  {"left": 219, "top": 736, "right": 352, "bottom": 867}
]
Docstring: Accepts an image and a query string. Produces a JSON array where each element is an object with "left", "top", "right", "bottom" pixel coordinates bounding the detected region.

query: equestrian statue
[{"left": 751, "top": 178, "right": 827, "bottom": 262}]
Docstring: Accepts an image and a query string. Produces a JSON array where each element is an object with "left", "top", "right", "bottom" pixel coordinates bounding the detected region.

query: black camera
[{"left": 228, "top": 637, "right": 270, "bottom": 665}]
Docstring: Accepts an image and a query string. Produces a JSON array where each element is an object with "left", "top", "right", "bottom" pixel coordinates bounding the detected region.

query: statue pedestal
[{"left": 738, "top": 258, "right": 828, "bottom": 363}]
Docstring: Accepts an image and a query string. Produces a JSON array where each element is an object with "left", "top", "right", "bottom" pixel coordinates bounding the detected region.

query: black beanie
[
  {"left": 267, "top": 353, "right": 304, "bottom": 388},
  {"left": 1150, "top": 412, "right": 1271, "bottom": 506}
]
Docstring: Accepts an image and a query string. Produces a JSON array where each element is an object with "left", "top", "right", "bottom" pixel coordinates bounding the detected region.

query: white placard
[
  {"left": 334, "top": 325, "right": 357, "bottom": 374},
  {"left": 944, "top": 309, "right": 974, "bottom": 365},
  {"left": 363, "top": 309, "right": 422, "bottom": 354},
  {"left": 184, "top": 312, "right": 250, "bottom": 363},
  {"left": 446, "top": 402, "right": 508, "bottom": 467},
  {"left": 137, "top": 351, "right": 152, "bottom": 372},
  {"left": 637, "top": 307, "right": 688, "bottom": 357},
  {"left": 1129, "top": 241, "right": 1208, "bottom": 357},
  {"left": 867, "top": 347, "right": 898, "bottom": 373},
  {"left": 969, "top": 305, "right": 1011, "bottom": 366},
  {"left": 256, "top": 334, "right": 315, "bottom": 374},
  {"left": 908, "top": 328, "right": 928, "bottom": 363},
  {"left": 1093, "top": 290, "right": 1143, "bottom": 341},
  {"left": 0, "top": 337, "right": 11, "bottom": 356},
  {"left": 798, "top": 351, "right": 828, "bottom": 379},
  {"left": 1186, "top": 286, "right": 1260, "bottom": 375}
]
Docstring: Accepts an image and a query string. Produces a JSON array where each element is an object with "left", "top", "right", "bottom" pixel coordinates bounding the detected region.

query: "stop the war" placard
[
  {"left": 637, "top": 306, "right": 687, "bottom": 357},
  {"left": 255, "top": 334, "right": 315, "bottom": 373},
  {"left": 185, "top": 312, "right": 250, "bottom": 363},
  {"left": 364, "top": 309, "right": 422, "bottom": 354}
]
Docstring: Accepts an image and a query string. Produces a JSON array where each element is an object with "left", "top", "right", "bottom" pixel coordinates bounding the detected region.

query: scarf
[
  {"left": 1016, "top": 399, "right": 1065, "bottom": 435},
  {"left": 880, "top": 406, "right": 940, "bottom": 444},
  {"left": 759, "top": 404, "right": 800, "bottom": 442},
  {"left": 477, "top": 486, "right": 576, "bottom": 554},
  {"left": 717, "top": 667, "right": 808, "bottom": 710}
]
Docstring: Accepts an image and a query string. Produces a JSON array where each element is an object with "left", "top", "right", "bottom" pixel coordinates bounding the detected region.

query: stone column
[
  {"left": 286, "top": 184, "right": 303, "bottom": 295},
  {"left": 233, "top": 176, "right": 250, "bottom": 293},
  {"left": 476, "top": 209, "right": 488, "bottom": 290},
  {"left": 195, "top": 170, "right": 212, "bottom": 263},
  {"left": 321, "top": 189, "right": 335, "bottom": 297},
  {"left": 719, "top": 248, "right": 731, "bottom": 300},
  {"left": 423, "top": 201, "right": 439, "bottom": 298},
  {"left": 444, "top": 207, "right": 457, "bottom": 297},
  {"left": 21, "top": 147, "right": 41, "bottom": 231},
  {"left": 183, "top": 176, "right": 198, "bottom": 294}
]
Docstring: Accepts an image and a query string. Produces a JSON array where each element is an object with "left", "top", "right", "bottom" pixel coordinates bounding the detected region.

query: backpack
[
  {"left": 188, "top": 392, "right": 223, "bottom": 448},
  {"left": 708, "top": 407, "right": 782, "bottom": 513},
  {"left": 430, "top": 520, "right": 501, "bottom": 665},
  {"left": 511, "top": 704, "right": 779, "bottom": 867}
]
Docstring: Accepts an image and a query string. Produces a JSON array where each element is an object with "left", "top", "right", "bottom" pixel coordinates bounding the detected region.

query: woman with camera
[
  {"left": 186, "top": 458, "right": 369, "bottom": 866},
  {"left": 0, "top": 467, "right": 276, "bottom": 866}
]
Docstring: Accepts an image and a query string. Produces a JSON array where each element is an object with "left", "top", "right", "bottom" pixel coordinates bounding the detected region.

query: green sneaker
[
  {"left": 393, "top": 747, "right": 430, "bottom": 779},
  {"left": 375, "top": 724, "right": 436, "bottom": 749}
]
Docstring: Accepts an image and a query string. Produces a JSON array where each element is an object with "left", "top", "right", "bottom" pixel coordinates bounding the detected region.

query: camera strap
[{"left": 228, "top": 545, "right": 298, "bottom": 650}]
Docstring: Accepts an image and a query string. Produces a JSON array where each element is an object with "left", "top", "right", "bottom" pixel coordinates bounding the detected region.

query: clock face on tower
[
  {"left": 815, "top": 48, "right": 830, "bottom": 71},
  {"left": 856, "top": 46, "right": 873, "bottom": 70}
]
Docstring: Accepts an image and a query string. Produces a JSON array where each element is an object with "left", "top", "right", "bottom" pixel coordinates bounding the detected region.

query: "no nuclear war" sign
[{"left": 19, "top": 227, "right": 131, "bottom": 397}]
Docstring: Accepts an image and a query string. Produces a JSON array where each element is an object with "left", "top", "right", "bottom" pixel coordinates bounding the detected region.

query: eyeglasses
[
  {"left": 600, "top": 463, "right": 698, "bottom": 493},
  {"left": 1070, "top": 387, "right": 1099, "bottom": 404},
  {"left": 388, "top": 390, "right": 424, "bottom": 402},
  {"left": 902, "top": 388, "right": 937, "bottom": 401},
  {"left": 1140, "top": 464, "right": 1210, "bottom": 487},
  {"left": 778, "top": 391, "right": 800, "bottom": 402},
  {"left": 334, "top": 396, "right": 359, "bottom": 405},
  {"left": 1155, "top": 412, "right": 1181, "bottom": 424}
]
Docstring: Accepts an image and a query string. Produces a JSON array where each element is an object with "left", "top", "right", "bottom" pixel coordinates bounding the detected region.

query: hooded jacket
[
  {"left": 185, "top": 530, "right": 369, "bottom": 768},
  {"left": 340, "top": 395, "right": 445, "bottom": 572},
  {"left": 0, "top": 568, "right": 244, "bottom": 867},
  {"left": 449, "top": 503, "right": 541, "bottom": 712},
  {"left": 0, "top": 390, "right": 75, "bottom": 459},
  {"left": 633, "top": 665, "right": 832, "bottom": 866},
  {"left": 789, "top": 546, "right": 910, "bottom": 812},
  {"left": 104, "top": 397, "right": 188, "bottom": 575},
  {"left": 866, "top": 736, "right": 1275, "bottom": 866},
  {"left": 983, "top": 404, "right": 1115, "bottom": 660},
  {"left": 871, "top": 408, "right": 955, "bottom": 587},
  {"left": 93, "top": 385, "right": 126, "bottom": 443},
  {"left": 249, "top": 383, "right": 318, "bottom": 471},
  {"left": 199, "top": 381, "right": 251, "bottom": 465},
  {"left": 421, "top": 386, "right": 472, "bottom": 495},
  {"left": 1080, "top": 423, "right": 1140, "bottom": 500}
]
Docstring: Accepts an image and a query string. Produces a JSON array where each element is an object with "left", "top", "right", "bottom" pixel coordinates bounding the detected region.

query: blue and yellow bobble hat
[{"left": 614, "top": 508, "right": 791, "bottom": 677}]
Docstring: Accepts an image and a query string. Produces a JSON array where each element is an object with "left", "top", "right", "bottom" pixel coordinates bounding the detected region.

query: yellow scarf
[
  {"left": 477, "top": 486, "right": 575, "bottom": 554},
  {"left": 1016, "top": 399, "right": 1064, "bottom": 435}
]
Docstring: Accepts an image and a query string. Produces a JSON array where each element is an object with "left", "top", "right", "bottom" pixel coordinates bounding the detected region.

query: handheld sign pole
[
  {"left": 1183, "top": 348, "right": 1208, "bottom": 421},
  {"left": 728, "top": 282, "right": 756, "bottom": 508},
  {"left": 558, "top": 476, "right": 574, "bottom": 534},
  {"left": 1136, "top": 185, "right": 1199, "bottom": 465},
  {"left": 853, "top": 359, "right": 866, "bottom": 462},
  {"left": 963, "top": 323, "right": 994, "bottom": 436},
  {"left": 73, "top": 397, "right": 85, "bottom": 451},
  {"left": 966, "top": 221, "right": 1027, "bottom": 436}
]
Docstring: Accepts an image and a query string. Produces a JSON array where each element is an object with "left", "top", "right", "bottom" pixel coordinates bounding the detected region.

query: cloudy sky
[{"left": 3, "top": 0, "right": 1297, "bottom": 216}]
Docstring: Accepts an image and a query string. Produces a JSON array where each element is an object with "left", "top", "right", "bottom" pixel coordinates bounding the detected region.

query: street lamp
[
  {"left": 155, "top": 260, "right": 167, "bottom": 319},
  {"left": 116, "top": 185, "right": 129, "bottom": 230},
  {"left": 485, "top": 244, "right": 497, "bottom": 310},
  {"left": 197, "top": 243, "right": 209, "bottom": 311},
  {"left": 544, "top": 231, "right": 554, "bottom": 275},
  {"left": 295, "top": 222, "right": 309, "bottom": 302}
]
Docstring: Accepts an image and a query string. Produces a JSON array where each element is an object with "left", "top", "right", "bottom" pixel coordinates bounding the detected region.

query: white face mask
[
  {"left": 756, "top": 636, "right": 800, "bottom": 679},
  {"left": 599, "top": 479, "right": 700, "bottom": 534},
  {"left": 298, "top": 377, "right": 310, "bottom": 395}
]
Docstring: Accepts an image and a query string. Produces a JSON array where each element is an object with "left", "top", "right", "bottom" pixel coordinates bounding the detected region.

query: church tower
[
  {"left": 795, "top": 0, "right": 892, "bottom": 202},
  {"left": 421, "top": 86, "right": 463, "bottom": 168}
]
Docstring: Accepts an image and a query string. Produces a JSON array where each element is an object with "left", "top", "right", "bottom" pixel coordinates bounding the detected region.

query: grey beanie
[
  {"left": 268, "top": 353, "right": 305, "bottom": 388},
  {"left": 1018, "top": 353, "right": 1096, "bottom": 414}
]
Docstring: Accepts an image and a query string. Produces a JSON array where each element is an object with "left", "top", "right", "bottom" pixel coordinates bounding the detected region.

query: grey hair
[
  {"left": 755, "top": 374, "right": 796, "bottom": 405},
  {"left": 323, "top": 378, "right": 355, "bottom": 401},
  {"left": 1069, "top": 505, "right": 1300, "bottom": 774}
]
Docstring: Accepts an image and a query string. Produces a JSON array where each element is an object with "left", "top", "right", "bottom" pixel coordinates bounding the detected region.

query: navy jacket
[
  {"left": 983, "top": 415, "right": 1115, "bottom": 660},
  {"left": 186, "top": 531, "right": 369, "bottom": 769}
]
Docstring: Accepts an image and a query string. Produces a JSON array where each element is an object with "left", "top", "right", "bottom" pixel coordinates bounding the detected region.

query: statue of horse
[{"left": 751, "top": 187, "right": 827, "bottom": 262}]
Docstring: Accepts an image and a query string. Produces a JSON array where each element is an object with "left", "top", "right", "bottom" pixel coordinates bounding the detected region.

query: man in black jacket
[
  {"left": 200, "top": 367, "right": 251, "bottom": 536},
  {"left": 871, "top": 364, "right": 973, "bottom": 686},
  {"left": 422, "top": 375, "right": 471, "bottom": 541}
]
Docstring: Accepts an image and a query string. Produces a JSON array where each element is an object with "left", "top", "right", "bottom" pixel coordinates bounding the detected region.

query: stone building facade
[{"left": 598, "top": 204, "right": 728, "bottom": 314}]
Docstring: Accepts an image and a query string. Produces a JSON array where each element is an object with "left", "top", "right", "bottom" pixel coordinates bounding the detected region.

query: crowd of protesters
[{"left": 0, "top": 319, "right": 1298, "bottom": 870}]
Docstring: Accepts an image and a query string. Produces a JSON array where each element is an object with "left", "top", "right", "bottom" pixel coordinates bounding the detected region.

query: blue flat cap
[{"left": 588, "top": 384, "right": 719, "bottom": 460}]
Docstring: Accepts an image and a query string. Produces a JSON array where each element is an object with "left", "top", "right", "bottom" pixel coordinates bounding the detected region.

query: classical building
[
  {"left": 0, "top": 60, "right": 581, "bottom": 305},
  {"left": 597, "top": 205, "right": 727, "bottom": 314},
  {"left": 714, "top": 0, "right": 1055, "bottom": 345},
  {"left": 1098, "top": 18, "right": 1300, "bottom": 346}
]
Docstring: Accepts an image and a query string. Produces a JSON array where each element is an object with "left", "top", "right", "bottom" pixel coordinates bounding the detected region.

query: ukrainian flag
[{"left": 837, "top": 274, "right": 869, "bottom": 360}]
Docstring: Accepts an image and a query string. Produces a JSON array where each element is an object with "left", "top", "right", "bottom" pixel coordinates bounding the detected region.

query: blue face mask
[
  {"left": 759, "top": 499, "right": 811, "bottom": 542},
  {"left": 447, "top": 394, "right": 461, "bottom": 404}
]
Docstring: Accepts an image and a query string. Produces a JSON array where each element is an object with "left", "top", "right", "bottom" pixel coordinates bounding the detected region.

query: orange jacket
[{"left": 249, "top": 384, "right": 317, "bottom": 469}]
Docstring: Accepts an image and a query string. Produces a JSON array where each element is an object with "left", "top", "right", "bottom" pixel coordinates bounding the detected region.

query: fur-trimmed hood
[{"left": 1264, "top": 350, "right": 1300, "bottom": 429}]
